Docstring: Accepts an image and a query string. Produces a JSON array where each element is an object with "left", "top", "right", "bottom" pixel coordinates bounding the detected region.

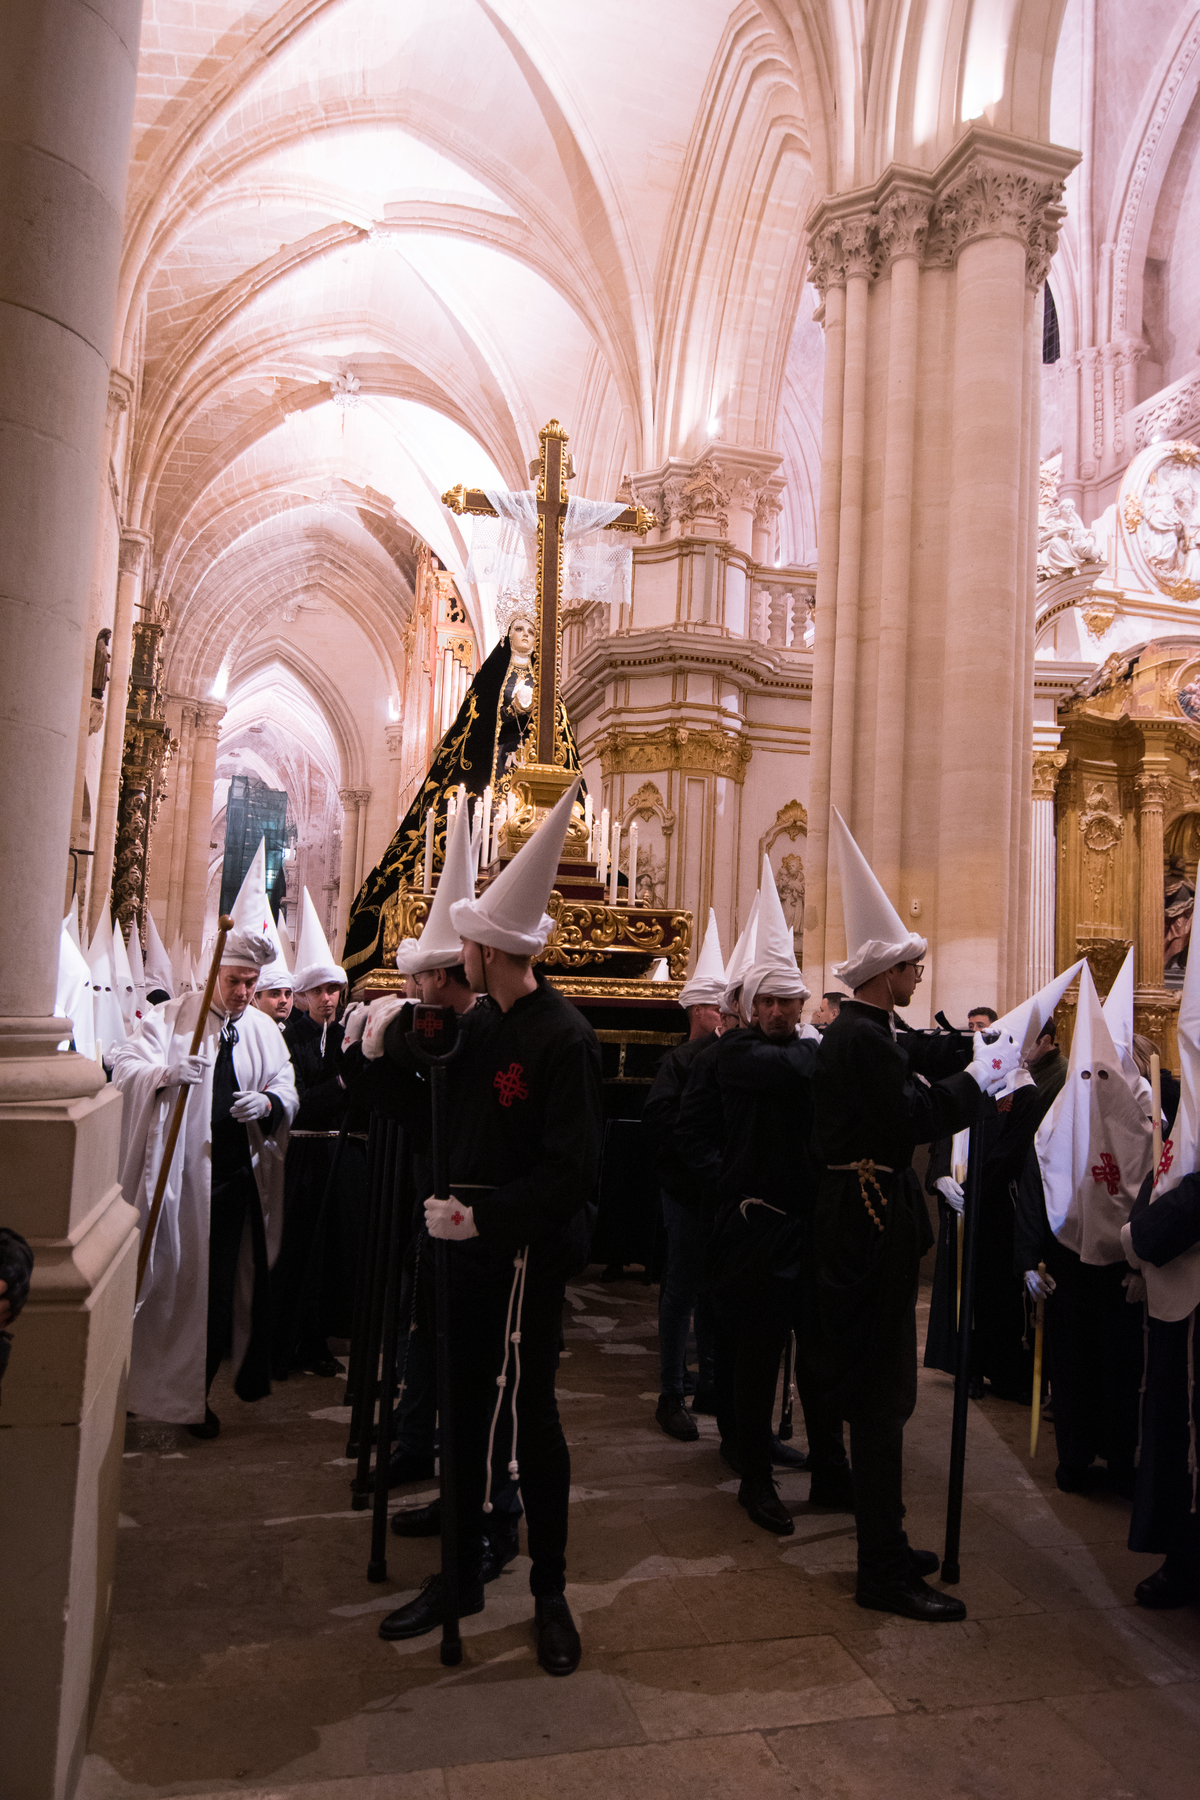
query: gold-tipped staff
[
  {"left": 1030, "top": 1260, "right": 1048, "bottom": 1458},
  {"left": 135, "top": 914, "right": 234, "bottom": 1299}
]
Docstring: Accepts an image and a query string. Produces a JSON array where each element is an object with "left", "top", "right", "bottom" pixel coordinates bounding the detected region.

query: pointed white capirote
[
  {"left": 111, "top": 913, "right": 139, "bottom": 1028},
  {"left": 224, "top": 838, "right": 283, "bottom": 970},
  {"left": 1034, "top": 961, "right": 1151, "bottom": 1267},
  {"left": 57, "top": 921, "right": 96, "bottom": 1059},
  {"left": 740, "top": 855, "right": 810, "bottom": 1021},
  {"left": 87, "top": 898, "right": 128, "bottom": 1055},
  {"left": 678, "top": 908, "right": 726, "bottom": 1008},
  {"left": 829, "top": 807, "right": 926, "bottom": 990},
  {"left": 397, "top": 799, "right": 475, "bottom": 973},
  {"left": 292, "top": 887, "right": 346, "bottom": 993},
  {"left": 143, "top": 910, "right": 174, "bottom": 997},
  {"left": 450, "top": 779, "right": 580, "bottom": 956},
  {"left": 720, "top": 893, "right": 760, "bottom": 1015},
  {"left": 992, "top": 957, "right": 1087, "bottom": 1059}
]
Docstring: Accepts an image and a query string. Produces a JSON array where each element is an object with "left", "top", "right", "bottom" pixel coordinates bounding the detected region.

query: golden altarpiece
[{"left": 1045, "top": 439, "right": 1200, "bottom": 1066}]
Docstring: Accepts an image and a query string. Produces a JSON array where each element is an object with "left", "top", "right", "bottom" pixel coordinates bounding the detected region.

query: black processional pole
[
  {"left": 405, "top": 1005, "right": 463, "bottom": 1668},
  {"left": 942, "top": 1118, "right": 984, "bottom": 1584}
]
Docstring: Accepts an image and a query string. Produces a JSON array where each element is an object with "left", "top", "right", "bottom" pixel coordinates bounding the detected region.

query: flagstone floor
[{"left": 80, "top": 1269, "right": 1200, "bottom": 1800}]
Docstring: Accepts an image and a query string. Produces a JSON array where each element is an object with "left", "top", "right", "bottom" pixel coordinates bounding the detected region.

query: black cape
[{"left": 1128, "top": 1171, "right": 1200, "bottom": 1561}]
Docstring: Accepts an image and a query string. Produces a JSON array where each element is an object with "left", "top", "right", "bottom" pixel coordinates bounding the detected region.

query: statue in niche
[
  {"left": 1037, "top": 495, "right": 1101, "bottom": 581},
  {"left": 1165, "top": 856, "right": 1195, "bottom": 988},
  {"left": 1140, "top": 473, "right": 1200, "bottom": 595},
  {"left": 1178, "top": 672, "right": 1200, "bottom": 724},
  {"left": 91, "top": 628, "right": 111, "bottom": 699},
  {"left": 776, "top": 852, "right": 806, "bottom": 962}
]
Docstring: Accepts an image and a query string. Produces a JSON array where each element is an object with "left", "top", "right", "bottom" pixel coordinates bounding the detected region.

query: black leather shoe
[
  {"left": 908, "top": 1547, "right": 940, "bottom": 1577},
  {"left": 967, "top": 1377, "right": 985, "bottom": 1400},
  {"left": 534, "top": 1594, "right": 582, "bottom": 1675},
  {"left": 386, "top": 1448, "right": 437, "bottom": 1489},
  {"left": 719, "top": 1439, "right": 745, "bottom": 1476},
  {"left": 378, "top": 1572, "right": 484, "bottom": 1640},
  {"left": 857, "top": 1575, "right": 966, "bottom": 1621},
  {"left": 480, "top": 1532, "right": 520, "bottom": 1584},
  {"left": 1056, "top": 1462, "right": 1094, "bottom": 1493},
  {"left": 738, "top": 1476, "right": 794, "bottom": 1535},
  {"left": 1135, "top": 1560, "right": 1200, "bottom": 1609},
  {"left": 771, "top": 1435, "right": 810, "bottom": 1470},
  {"left": 656, "top": 1396, "right": 699, "bottom": 1441},
  {"left": 691, "top": 1385, "right": 718, "bottom": 1415},
  {"left": 809, "top": 1464, "right": 856, "bottom": 1510},
  {"left": 187, "top": 1406, "right": 220, "bottom": 1440},
  {"left": 598, "top": 1264, "right": 625, "bottom": 1283},
  {"left": 390, "top": 1498, "right": 441, "bottom": 1537},
  {"left": 291, "top": 1341, "right": 341, "bottom": 1377}
]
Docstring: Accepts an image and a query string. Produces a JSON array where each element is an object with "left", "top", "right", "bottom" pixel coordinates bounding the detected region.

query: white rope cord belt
[
  {"left": 739, "top": 1197, "right": 787, "bottom": 1218},
  {"left": 826, "top": 1159, "right": 895, "bottom": 1233},
  {"left": 289, "top": 1129, "right": 342, "bottom": 1139}
]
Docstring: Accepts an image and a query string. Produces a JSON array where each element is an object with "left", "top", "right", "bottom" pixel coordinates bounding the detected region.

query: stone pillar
[
  {"left": 178, "top": 701, "right": 224, "bottom": 950},
  {"left": 88, "top": 528, "right": 149, "bottom": 937},
  {"left": 335, "top": 787, "right": 364, "bottom": 953},
  {"left": 353, "top": 789, "right": 373, "bottom": 891},
  {"left": 385, "top": 723, "right": 404, "bottom": 823},
  {"left": 1136, "top": 770, "right": 1169, "bottom": 991},
  {"left": 0, "top": 6, "right": 144, "bottom": 1797},
  {"left": 1030, "top": 752, "right": 1068, "bottom": 988}
]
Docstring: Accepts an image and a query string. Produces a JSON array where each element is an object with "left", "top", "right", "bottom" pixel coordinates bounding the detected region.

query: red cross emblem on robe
[
  {"left": 494, "top": 1062, "right": 529, "bottom": 1107},
  {"left": 1091, "top": 1152, "right": 1121, "bottom": 1195}
]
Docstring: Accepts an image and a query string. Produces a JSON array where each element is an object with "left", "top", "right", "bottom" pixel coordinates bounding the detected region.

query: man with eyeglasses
[{"left": 813, "top": 813, "right": 1010, "bottom": 1622}]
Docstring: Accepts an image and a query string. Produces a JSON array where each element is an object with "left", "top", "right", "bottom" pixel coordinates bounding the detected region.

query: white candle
[
  {"left": 584, "top": 793, "right": 593, "bottom": 851},
  {"left": 598, "top": 806, "right": 609, "bottom": 884},
  {"left": 608, "top": 817, "right": 620, "bottom": 906},
  {"left": 423, "top": 807, "right": 434, "bottom": 891},
  {"left": 628, "top": 822, "right": 639, "bottom": 904},
  {"left": 481, "top": 785, "right": 493, "bottom": 867}
]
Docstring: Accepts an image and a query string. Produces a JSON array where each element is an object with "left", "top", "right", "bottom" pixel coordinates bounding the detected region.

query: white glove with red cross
[
  {"left": 425, "top": 1195, "right": 479, "bottom": 1240},
  {"left": 965, "top": 1028, "right": 1022, "bottom": 1097}
]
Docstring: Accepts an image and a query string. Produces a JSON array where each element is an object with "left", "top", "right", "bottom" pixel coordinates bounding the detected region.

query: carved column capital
[
  {"left": 1135, "top": 770, "right": 1171, "bottom": 811},
  {"left": 118, "top": 529, "right": 151, "bottom": 580},
  {"left": 339, "top": 787, "right": 372, "bottom": 808},
  {"left": 931, "top": 146, "right": 1071, "bottom": 290},
  {"left": 193, "top": 702, "right": 225, "bottom": 742},
  {"left": 384, "top": 724, "right": 404, "bottom": 758},
  {"left": 1032, "top": 750, "right": 1068, "bottom": 801},
  {"left": 806, "top": 219, "right": 847, "bottom": 297},
  {"left": 875, "top": 190, "right": 930, "bottom": 267}
]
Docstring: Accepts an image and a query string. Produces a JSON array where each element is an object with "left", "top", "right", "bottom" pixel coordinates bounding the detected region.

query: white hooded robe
[{"left": 113, "top": 993, "right": 297, "bottom": 1423}]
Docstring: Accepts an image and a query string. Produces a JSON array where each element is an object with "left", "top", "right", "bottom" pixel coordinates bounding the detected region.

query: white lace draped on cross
[{"left": 466, "top": 490, "right": 632, "bottom": 617}]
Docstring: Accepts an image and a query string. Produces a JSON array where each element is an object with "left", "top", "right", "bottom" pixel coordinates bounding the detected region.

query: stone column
[
  {"left": 335, "top": 787, "right": 364, "bottom": 953},
  {"left": 178, "top": 701, "right": 224, "bottom": 950},
  {"left": 354, "top": 789, "right": 373, "bottom": 892},
  {"left": 0, "top": 6, "right": 144, "bottom": 1796},
  {"left": 1030, "top": 752, "right": 1068, "bottom": 989},
  {"left": 1135, "top": 770, "right": 1169, "bottom": 991},
  {"left": 385, "top": 723, "right": 405, "bottom": 824},
  {"left": 88, "top": 528, "right": 149, "bottom": 937}
]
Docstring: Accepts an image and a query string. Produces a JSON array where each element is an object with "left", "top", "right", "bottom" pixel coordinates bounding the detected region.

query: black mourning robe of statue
[
  {"left": 924, "top": 1049, "right": 1067, "bottom": 1394},
  {"left": 812, "top": 1002, "right": 990, "bottom": 1421},
  {"left": 1128, "top": 1170, "right": 1200, "bottom": 1567},
  {"left": 342, "top": 634, "right": 584, "bottom": 984}
]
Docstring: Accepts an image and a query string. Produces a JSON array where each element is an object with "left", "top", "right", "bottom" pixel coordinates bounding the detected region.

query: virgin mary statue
[{"left": 341, "top": 589, "right": 583, "bottom": 982}]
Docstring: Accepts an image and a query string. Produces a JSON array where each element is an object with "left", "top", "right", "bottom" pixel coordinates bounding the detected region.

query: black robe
[
  {"left": 1014, "top": 1149, "right": 1143, "bottom": 1477},
  {"left": 642, "top": 1031, "right": 716, "bottom": 1211},
  {"left": 812, "top": 1001, "right": 990, "bottom": 1420},
  {"left": 924, "top": 1051, "right": 1066, "bottom": 1393},
  {"left": 1128, "top": 1171, "right": 1200, "bottom": 1565},
  {"left": 675, "top": 1026, "right": 738, "bottom": 1215}
]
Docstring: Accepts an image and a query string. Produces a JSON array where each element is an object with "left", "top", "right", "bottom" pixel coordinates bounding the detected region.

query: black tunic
[
  {"left": 1128, "top": 1172, "right": 1200, "bottom": 1563},
  {"left": 812, "top": 1000, "right": 990, "bottom": 1420},
  {"left": 675, "top": 1027, "right": 737, "bottom": 1213},
  {"left": 642, "top": 1031, "right": 716, "bottom": 1210},
  {"left": 924, "top": 1053, "right": 1065, "bottom": 1390}
]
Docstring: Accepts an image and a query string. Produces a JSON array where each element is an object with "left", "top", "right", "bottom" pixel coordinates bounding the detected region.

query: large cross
[{"left": 442, "top": 418, "right": 652, "bottom": 767}]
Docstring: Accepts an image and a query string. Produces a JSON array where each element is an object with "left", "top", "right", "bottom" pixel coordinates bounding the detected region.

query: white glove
[
  {"left": 1024, "top": 1268, "right": 1056, "bottom": 1299},
  {"left": 997, "top": 1066, "right": 1036, "bottom": 1099},
  {"left": 936, "top": 1175, "right": 965, "bottom": 1216},
  {"left": 425, "top": 1195, "right": 479, "bottom": 1240},
  {"left": 164, "top": 1052, "right": 210, "bottom": 1088},
  {"left": 363, "top": 996, "right": 408, "bottom": 1060},
  {"left": 341, "top": 1002, "right": 368, "bottom": 1046},
  {"left": 230, "top": 1088, "right": 272, "bottom": 1122},
  {"left": 1123, "top": 1270, "right": 1148, "bottom": 1305}
]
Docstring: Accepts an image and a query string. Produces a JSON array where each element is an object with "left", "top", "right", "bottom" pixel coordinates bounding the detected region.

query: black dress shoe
[
  {"left": 771, "top": 1435, "right": 810, "bottom": 1470},
  {"left": 386, "top": 1448, "right": 437, "bottom": 1489},
  {"left": 691, "top": 1385, "right": 718, "bottom": 1415},
  {"left": 967, "top": 1377, "right": 985, "bottom": 1400},
  {"left": 187, "top": 1406, "right": 220, "bottom": 1440},
  {"left": 809, "top": 1464, "right": 856, "bottom": 1510},
  {"left": 291, "top": 1341, "right": 341, "bottom": 1377},
  {"left": 719, "top": 1439, "right": 745, "bottom": 1476},
  {"left": 1135, "top": 1559, "right": 1200, "bottom": 1609},
  {"left": 378, "top": 1572, "right": 485, "bottom": 1640},
  {"left": 598, "top": 1264, "right": 625, "bottom": 1283},
  {"left": 857, "top": 1575, "right": 966, "bottom": 1621},
  {"left": 738, "top": 1476, "right": 794, "bottom": 1535},
  {"left": 656, "top": 1396, "right": 699, "bottom": 1441},
  {"left": 534, "top": 1594, "right": 582, "bottom": 1675},
  {"left": 480, "top": 1532, "right": 520, "bottom": 1583},
  {"left": 908, "top": 1547, "right": 940, "bottom": 1577},
  {"left": 270, "top": 1363, "right": 290, "bottom": 1383},
  {"left": 1055, "top": 1462, "right": 1094, "bottom": 1493},
  {"left": 390, "top": 1498, "right": 441, "bottom": 1537}
]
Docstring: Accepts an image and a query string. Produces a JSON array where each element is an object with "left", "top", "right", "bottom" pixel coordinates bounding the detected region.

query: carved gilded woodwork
[{"left": 597, "top": 722, "right": 752, "bottom": 784}]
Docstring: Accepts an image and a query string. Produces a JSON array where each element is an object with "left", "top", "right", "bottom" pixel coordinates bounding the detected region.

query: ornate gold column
[
  {"left": 88, "top": 528, "right": 149, "bottom": 936},
  {"left": 1135, "top": 769, "right": 1169, "bottom": 990},
  {"left": 1031, "top": 751, "right": 1068, "bottom": 988},
  {"left": 178, "top": 700, "right": 224, "bottom": 950}
]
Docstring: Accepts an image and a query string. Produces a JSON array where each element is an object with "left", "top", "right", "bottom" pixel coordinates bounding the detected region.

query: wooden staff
[
  {"left": 135, "top": 914, "right": 233, "bottom": 1299},
  {"left": 1029, "top": 1261, "right": 1047, "bottom": 1458}
]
